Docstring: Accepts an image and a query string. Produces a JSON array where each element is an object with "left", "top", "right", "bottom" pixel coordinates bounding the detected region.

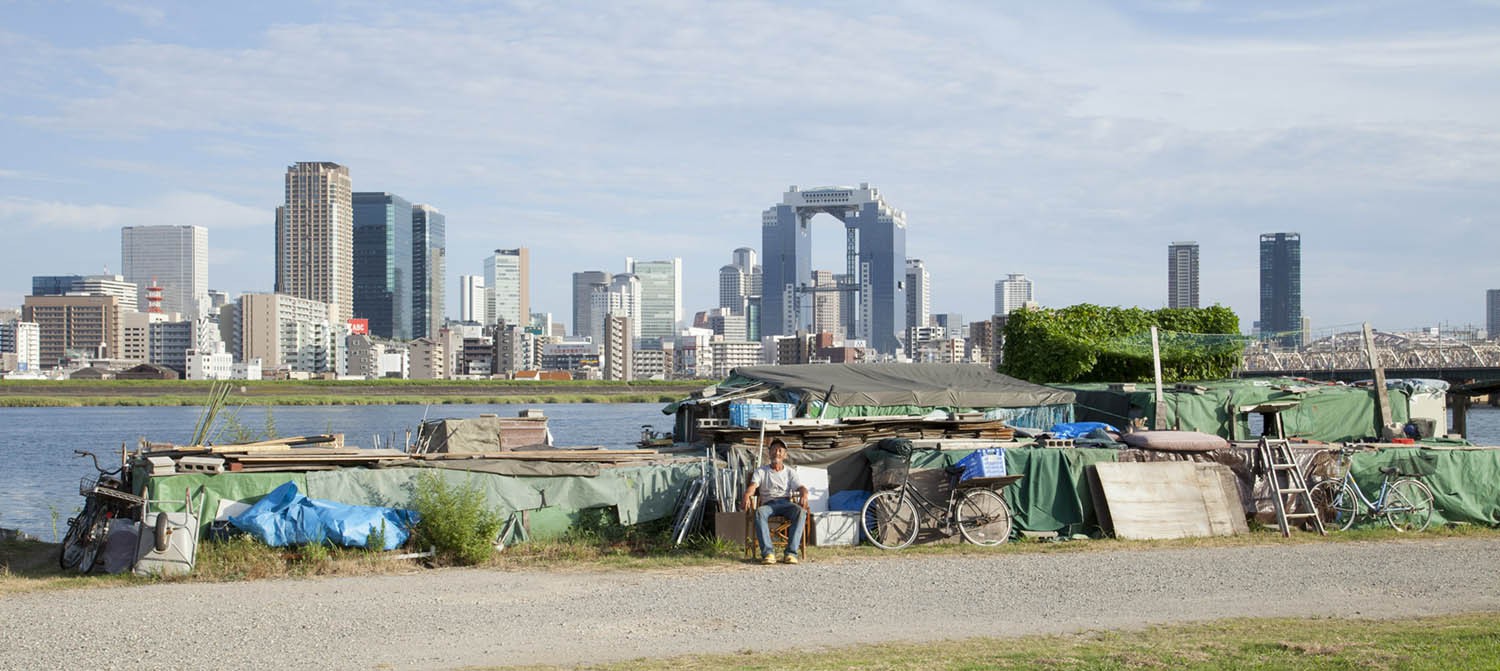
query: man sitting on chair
[{"left": 742, "top": 439, "right": 809, "bottom": 565}]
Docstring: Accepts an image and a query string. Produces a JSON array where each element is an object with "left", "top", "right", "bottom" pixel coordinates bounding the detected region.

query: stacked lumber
[
  {"left": 139, "top": 434, "right": 411, "bottom": 473},
  {"left": 699, "top": 416, "right": 1015, "bottom": 450},
  {"left": 413, "top": 448, "right": 672, "bottom": 464}
]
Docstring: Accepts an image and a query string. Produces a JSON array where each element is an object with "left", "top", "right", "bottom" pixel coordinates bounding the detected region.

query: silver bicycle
[{"left": 1308, "top": 447, "right": 1435, "bottom": 532}]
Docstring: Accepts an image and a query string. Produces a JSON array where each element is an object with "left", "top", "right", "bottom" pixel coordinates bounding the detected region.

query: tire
[
  {"left": 955, "top": 488, "right": 1012, "bottom": 546},
  {"left": 1308, "top": 480, "right": 1358, "bottom": 531},
  {"left": 153, "top": 512, "right": 171, "bottom": 552},
  {"left": 860, "top": 490, "right": 919, "bottom": 550},
  {"left": 1385, "top": 479, "right": 1434, "bottom": 532},
  {"left": 75, "top": 509, "right": 111, "bottom": 574},
  {"left": 58, "top": 500, "right": 97, "bottom": 570}
]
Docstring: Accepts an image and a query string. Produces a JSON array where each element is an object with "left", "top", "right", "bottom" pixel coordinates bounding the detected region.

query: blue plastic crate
[
  {"left": 729, "top": 401, "right": 794, "bottom": 427},
  {"left": 955, "top": 447, "right": 1007, "bottom": 480}
]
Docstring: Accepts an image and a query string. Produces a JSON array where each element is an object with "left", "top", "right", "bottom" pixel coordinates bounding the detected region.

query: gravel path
[{"left": 4, "top": 537, "right": 1499, "bottom": 670}]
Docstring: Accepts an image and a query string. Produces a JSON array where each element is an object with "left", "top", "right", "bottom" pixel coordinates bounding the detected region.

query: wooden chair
[{"left": 743, "top": 494, "right": 811, "bottom": 559}]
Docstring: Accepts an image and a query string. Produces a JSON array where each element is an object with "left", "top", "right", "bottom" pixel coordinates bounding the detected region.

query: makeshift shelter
[
  {"left": 666, "top": 363, "right": 1076, "bottom": 443},
  {"left": 1058, "top": 378, "right": 1447, "bottom": 444}
]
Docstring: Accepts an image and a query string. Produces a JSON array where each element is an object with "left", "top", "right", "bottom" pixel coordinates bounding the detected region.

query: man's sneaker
[
  {"left": 761, "top": 554, "right": 776, "bottom": 565},
  {"left": 783, "top": 554, "right": 799, "bottom": 565}
]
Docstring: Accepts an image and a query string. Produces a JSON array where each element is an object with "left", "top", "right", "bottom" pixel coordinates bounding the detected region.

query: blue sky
[{"left": 4, "top": 1, "right": 1499, "bottom": 336}]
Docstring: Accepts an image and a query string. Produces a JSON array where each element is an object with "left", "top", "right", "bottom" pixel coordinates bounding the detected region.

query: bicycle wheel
[
  {"left": 1308, "top": 480, "right": 1358, "bottom": 531},
  {"left": 75, "top": 509, "right": 111, "bottom": 574},
  {"left": 955, "top": 488, "right": 1011, "bottom": 546},
  {"left": 860, "top": 490, "right": 919, "bottom": 550},
  {"left": 58, "top": 499, "right": 97, "bottom": 570},
  {"left": 1385, "top": 479, "right": 1434, "bottom": 532}
]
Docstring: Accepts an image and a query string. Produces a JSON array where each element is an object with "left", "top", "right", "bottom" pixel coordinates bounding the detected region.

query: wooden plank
[
  {"left": 1194, "top": 463, "right": 1249, "bottom": 535},
  {"left": 1092, "top": 462, "right": 1216, "bottom": 540}
]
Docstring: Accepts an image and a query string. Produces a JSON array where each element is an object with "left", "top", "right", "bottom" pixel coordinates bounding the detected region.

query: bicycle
[
  {"left": 1308, "top": 446, "right": 1434, "bottom": 532},
  {"left": 59, "top": 449, "right": 146, "bottom": 573},
  {"left": 860, "top": 447, "right": 1016, "bottom": 550}
]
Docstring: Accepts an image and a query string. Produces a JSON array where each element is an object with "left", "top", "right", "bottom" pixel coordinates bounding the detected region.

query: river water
[{"left": 4, "top": 403, "right": 1498, "bottom": 540}]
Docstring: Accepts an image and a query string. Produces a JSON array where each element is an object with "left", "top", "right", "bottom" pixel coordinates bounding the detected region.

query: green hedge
[{"left": 999, "top": 304, "right": 1244, "bottom": 384}]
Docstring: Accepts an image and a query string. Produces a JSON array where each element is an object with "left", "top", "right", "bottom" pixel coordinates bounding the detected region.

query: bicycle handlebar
[{"left": 73, "top": 450, "right": 120, "bottom": 476}]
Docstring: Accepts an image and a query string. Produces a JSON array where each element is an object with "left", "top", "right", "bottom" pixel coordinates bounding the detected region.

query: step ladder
[{"left": 1257, "top": 437, "right": 1326, "bottom": 537}]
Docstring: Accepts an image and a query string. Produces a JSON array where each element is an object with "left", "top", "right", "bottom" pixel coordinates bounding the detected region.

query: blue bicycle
[{"left": 1308, "top": 447, "right": 1434, "bottom": 532}]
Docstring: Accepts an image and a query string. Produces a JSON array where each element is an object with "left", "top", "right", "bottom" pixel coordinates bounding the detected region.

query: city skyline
[{"left": 4, "top": 3, "right": 1500, "bottom": 335}]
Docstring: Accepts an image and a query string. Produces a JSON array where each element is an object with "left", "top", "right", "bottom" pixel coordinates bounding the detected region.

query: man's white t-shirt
[{"left": 751, "top": 464, "right": 803, "bottom": 503}]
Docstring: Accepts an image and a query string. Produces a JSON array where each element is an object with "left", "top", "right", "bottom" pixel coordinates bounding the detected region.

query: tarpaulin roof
[{"left": 727, "top": 363, "right": 1076, "bottom": 409}]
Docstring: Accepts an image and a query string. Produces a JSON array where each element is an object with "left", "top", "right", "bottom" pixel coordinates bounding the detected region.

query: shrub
[
  {"left": 1000, "top": 304, "right": 1244, "bottom": 384},
  {"left": 411, "top": 471, "right": 505, "bottom": 565}
]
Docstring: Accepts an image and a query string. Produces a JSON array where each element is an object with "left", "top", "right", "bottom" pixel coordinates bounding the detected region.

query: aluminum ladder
[{"left": 1257, "top": 437, "right": 1326, "bottom": 537}]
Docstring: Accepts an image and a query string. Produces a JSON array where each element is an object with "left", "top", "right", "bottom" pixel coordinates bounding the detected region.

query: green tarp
[
  {"left": 146, "top": 461, "right": 701, "bottom": 541},
  {"left": 1063, "top": 379, "right": 1412, "bottom": 443},
  {"left": 1347, "top": 448, "right": 1500, "bottom": 527}
]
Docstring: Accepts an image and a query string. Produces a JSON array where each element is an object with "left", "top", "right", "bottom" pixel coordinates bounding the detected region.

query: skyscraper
[
  {"left": 1487, "top": 290, "right": 1500, "bottom": 339},
  {"left": 811, "top": 270, "right": 843, "bottom": 339},
  {"left": 719, "top": 264, "right": 746, "bottom": 315},
  {"left": 485, "top": 248, "right": 530, "bottom": 327},
  {"left": 1259, "top": 233, "right": 1302, "bottom": 345},
  {"left": 277, "top": 162, "right": 353, "bottom": 322},
  {"left": 995, "top": 274, "right": 1033, "bottom": 315},
  {"left": 352, "top": 192, "right": 413, "bottom": 340},
  {"left": 626, "top": 257, "right": 682, "bottom": 344},
  {"left": 459, "top": 275, "right": 485, "bottom": 323},
  {"left": 412, "top": 205, "right": 446, "bottom": 339},
  {"left": 761, "top": 184, "right": 906, "bottom": 355},
  {"left": 121, "top": 225, "right": 208, "bottom": 319},
  {"left": 572, "top": 270, "right": 612, "bottom": 337},
  {"left": 1167, "top": 241, "right": 1200, "bottom": 309},
  {"left": 905, "top": 258, "right": 931, "bottom": 330}
]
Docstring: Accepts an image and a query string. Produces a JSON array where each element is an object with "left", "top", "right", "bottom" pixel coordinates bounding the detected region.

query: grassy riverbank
[{"left": 0, "top": 379, "right": 710, "bottom": 407}]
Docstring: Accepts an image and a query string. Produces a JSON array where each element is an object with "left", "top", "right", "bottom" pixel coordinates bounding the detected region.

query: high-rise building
[
  {"left": 412, "top": 205, "right": 446, "bottom": 339},
  {"left": 934, "top": 313, "right": 965, "bottom": 338},
  {"left": 590, "top": 273, "right": 641, "bottom": 345},
  {"left": 0, "top": 321, "right": 41, "bottom": 373},
  {"left": 995, "top": 274, "right": 1033, "bottom": 315},
  {"left": 276, "top": 162, "right": 354, "bottom": 322},
  {"left": 31, "top": 275, "right": 82, "bottom": 298},
  {"left": 602, "top": 314, "right": 633, "bottom": 381},
  {"left": 905, "top": 258, "right": 931, "bottom": 331},
  {"left": 238, "top": 292, "right": 344, "bottom": 374},
  {"left": 22, "top": 294, "right": 123, "bottom": 367},
  {"left": 352, "top": 192, "right": 413, "bottom": 340},
  {"left": 719, "top": 265, "right": 746, "bottom": 315},
  {"left": 811, "top": 270, "right": 843, "bottom": 339},
  {"left": 1259, "top": 233, "right": 1302, "bottom": 345},
  {"left": 484, "top": 248, "right": 530, "bottom": 327},
  {"left": 761, "top": 184, "right": 906, "bottom": 354},
  {"left": 1487, "top": 290, "right": 1500, "bottom": 340},
  {"left": 627, "top": 257, "right": 682, "bottom": 344},
  {"left": 1167, "top": 241, "right": 1200, "bottom": 309},
  {"left": 68, "top": 275, "right": 139, "bottom": 312},
  {"left": 459, "top": 275, "right": 485, "bottom": 323},
  {"left": 122, "top": 225, "right": 208, "bottom": 319},
  {"left": 572, "top": 271, "right": 612, "bottom": 337}
]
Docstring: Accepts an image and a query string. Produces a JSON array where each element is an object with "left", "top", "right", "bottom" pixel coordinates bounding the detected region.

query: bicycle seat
[
  {"left": 943, "top": 465, "right": 965, "bottom": 476},
  {"left": 1378, "top": 466, "right": 1399, "bottom": 476}
]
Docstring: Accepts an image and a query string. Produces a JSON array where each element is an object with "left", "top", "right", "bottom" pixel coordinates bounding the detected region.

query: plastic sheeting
[
  {"left": 1347, "top": 447, "right": 1500, "bottom": 527},
  {"left": 229, "top": 481, "right": 416, "bottom": 549}
]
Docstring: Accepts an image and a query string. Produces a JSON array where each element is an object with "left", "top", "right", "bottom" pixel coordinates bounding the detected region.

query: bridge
[{"left": 1238, "top": 330, "right": 1500, "bottom": 388}]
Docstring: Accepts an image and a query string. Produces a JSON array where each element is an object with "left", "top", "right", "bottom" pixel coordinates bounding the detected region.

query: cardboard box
[
  {"left": 714, "top": 511, "right": 749, "bottom": 547},
  {"left": 814, "top": 511, "right": 860, "bottom": 546}
]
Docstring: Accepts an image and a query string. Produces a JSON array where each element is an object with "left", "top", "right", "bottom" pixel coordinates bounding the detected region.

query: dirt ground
[{"left": 2, "top": 537, "right": 1498, "bottom": 670}]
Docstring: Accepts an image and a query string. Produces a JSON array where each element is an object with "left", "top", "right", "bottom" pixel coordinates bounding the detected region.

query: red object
[
  {"left": 1392, "top": 437, "right": 1416, "bottom": 444},
  {"left": 347, "top": 319, "right": 369, "bottom": 335}
]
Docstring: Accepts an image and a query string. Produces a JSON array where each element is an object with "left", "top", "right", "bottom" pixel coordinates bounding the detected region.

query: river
[{"left": 4, "top": 403, "right": 1499, "bottom": 540}]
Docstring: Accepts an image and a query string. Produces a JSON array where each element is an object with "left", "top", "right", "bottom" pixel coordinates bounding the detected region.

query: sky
[{"left": 3, "top": 1, "right": 1499, "bottom": 338}]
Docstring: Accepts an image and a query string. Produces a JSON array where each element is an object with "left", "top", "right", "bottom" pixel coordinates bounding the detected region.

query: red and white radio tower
[{"left": 147, "top": 278, "right": 164, "bottom": 314}]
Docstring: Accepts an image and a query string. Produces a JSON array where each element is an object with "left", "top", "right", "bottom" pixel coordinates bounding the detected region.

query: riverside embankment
[{"left": 0, "top": 379, "right": 709, "bottom": 406}]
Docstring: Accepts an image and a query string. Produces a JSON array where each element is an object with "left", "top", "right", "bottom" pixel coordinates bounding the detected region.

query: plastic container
[
  {"left": 729, "top": 401, "right": 794, "bottom": 427},
  {"left": 955, "top": 447, "right": 1007, "bottom": 480}
]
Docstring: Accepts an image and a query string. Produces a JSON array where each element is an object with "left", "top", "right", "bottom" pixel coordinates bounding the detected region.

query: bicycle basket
[
  {"left": 868, "top": 438, "right": 914, "bottom": 490},
  {"left": 79, "top": 476, "right": 98, "bottom": 496}
]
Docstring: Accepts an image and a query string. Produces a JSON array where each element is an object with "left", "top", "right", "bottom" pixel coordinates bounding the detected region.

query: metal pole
[{"left": 1151, "top": 326, "right": 1166, "bottom": 430}]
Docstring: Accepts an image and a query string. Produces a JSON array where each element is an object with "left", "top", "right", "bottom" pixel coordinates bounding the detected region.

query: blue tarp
[
  {"left": 1048, "top": 422, "right": 1120, "bottom": 439},
  {"left": 228, "top": 481, "right": 417, "bottom": 550}
]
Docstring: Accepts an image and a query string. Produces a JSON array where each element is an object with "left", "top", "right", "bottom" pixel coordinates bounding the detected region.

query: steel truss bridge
[{"left": 1239, "top": 331, "right": 1500, "bottom": 386}]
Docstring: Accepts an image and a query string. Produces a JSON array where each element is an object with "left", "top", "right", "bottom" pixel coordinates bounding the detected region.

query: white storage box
[{"left": 813, "top": 511, "right": 859, "bottom": 546}]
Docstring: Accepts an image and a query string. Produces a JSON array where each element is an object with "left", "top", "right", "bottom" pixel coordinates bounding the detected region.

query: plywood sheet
[{"left": 1093, "top": 462, "right": 1243, "bottom": 540}]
